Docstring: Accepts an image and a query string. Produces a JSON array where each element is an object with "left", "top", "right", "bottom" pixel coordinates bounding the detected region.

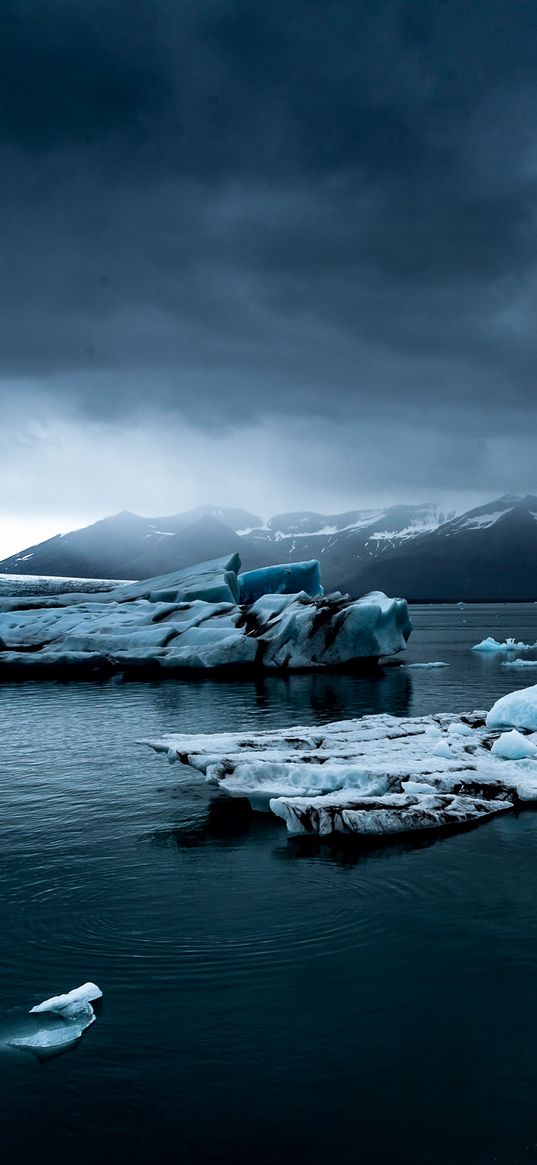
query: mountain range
[{"left": 1, "top": 495, "right": 536, "bottom": 601}]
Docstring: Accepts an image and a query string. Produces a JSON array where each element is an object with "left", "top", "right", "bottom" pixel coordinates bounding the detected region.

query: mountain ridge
[{"left": 1, "top": 495, "right": 536, "bottom": 600}]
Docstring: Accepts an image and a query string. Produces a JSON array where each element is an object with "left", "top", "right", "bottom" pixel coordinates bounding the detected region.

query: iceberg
[
  {"left": 1, "top": 982, "right": 102, "bottom": 1061},
  {"left": 0, "top": 555, "right": 412, "bottom": 674},
  {"left": 472, "top": 637, "right": 534, "bottom": 653}
]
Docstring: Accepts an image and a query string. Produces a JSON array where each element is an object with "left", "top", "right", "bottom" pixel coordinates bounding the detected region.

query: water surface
[{"left": 2, "top": 605, "right": 537, "bottom": 1164}]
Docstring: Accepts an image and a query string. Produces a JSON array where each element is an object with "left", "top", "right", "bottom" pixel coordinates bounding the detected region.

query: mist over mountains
[{"left": 1, "top": 495, "right": 536, "bottom": 601}]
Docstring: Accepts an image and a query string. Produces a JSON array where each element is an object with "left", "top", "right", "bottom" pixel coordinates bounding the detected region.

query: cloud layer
[{"left": 2, "top": 0, "right": 537, "bottom": 551}]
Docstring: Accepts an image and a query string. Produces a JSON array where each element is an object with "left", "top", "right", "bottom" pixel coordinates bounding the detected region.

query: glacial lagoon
[{"left": 2, "top": 604, "right": 537, "bottom": 1164}]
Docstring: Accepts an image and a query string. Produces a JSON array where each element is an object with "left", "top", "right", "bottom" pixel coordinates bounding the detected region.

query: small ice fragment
[
  {"left": 404, "top": 661, "right": 448, "bottom": 669},
  {"left": 447, "top": 722, "right": 474, "bottom": 736},
  {"left": 502, "top": 659, "right": 537, "bottom": 669},
  {"left": 491, "top": 730, "right": 537, "bottom": 761},
  {"left": 432, "top": 741, "right": 452, "bottom": 759},
  {"left": 402, "top": 780, "right": 438, "bottom": 794}
]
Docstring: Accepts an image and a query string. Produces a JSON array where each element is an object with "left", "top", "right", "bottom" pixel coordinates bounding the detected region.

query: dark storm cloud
[{"left": 1, "top": 0, "right": 537, "bottom": 455}]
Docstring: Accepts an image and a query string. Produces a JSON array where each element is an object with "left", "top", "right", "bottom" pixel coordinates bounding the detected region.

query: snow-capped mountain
[
  {"left": 348, "top": 494, "right": 537, "bottom": 601},
  {"left": 0, "top": 503, "right": 449, "bottom": 585},
  {"left": 2, "top": 495, "right": 535, "bottom": 599},
  {"left": 244, "top": 504, "right": 452, "bottom": 590}
]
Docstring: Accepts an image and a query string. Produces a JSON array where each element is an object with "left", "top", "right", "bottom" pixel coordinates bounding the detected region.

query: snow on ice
[{"left": 143, "top": 684, "right": 537, "bottom": 841}]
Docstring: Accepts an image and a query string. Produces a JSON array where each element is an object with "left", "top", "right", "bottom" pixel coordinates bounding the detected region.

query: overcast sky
[{"left": 2, "top": 0, "right": 537, "bottom": 556}]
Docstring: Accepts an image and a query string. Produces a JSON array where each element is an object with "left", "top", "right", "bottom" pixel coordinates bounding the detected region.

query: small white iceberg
[
  {"left": 1, "top": 982, "right": 102, "bottom": 1061},
  {"left": 502, "top": 659, "right": 537, "bottom": 669},
  {"left": 472, "top": 637, "right": 534, "bottom": 654}
]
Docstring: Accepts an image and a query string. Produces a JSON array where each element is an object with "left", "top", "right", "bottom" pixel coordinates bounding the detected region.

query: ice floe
[
  {"left": 0, "top": 555, "right": 412, "bottom": 673},
  {"left": 0, "top": 982, "right": 102, "bottom": 1061},
  {"left": 142, "top": 700, "right": 537, "bottom": 839}
]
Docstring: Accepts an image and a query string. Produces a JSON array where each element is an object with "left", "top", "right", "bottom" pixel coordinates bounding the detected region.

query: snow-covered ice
[
  {"left": 0, "top": 555, "right": 412, "bottom": 673},
  {"left": 143, "top": 699, "right": 537, "bottom": 838},
  {"left": 269, "top": 792, "right": 511, "bottom": 837}
]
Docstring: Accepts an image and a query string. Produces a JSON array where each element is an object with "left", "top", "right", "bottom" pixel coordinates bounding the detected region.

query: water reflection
[
  {"left": 274, "top": 815, "right": 498, "bottom": 866},
  {"left": 149, "top": 796, "right": 257, "bottom": 849},
  {"left": 121, "top": 663, "right": 414, "bottom": 731}
]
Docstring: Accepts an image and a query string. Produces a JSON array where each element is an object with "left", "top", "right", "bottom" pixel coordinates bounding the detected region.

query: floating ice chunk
[
  {"left": 472, "top": 637, "right": 533, "bottom": 653},
  {"left": 491, "top": 730, "right": 537, "bottom": 760},
  {"left": 487, "top": 685, "right": 537, "bottom": 731},
  {"left": 404, "top": 661, "right": 448, "bottom": 669},
  {"left": 144, "top": 707, "right": 537, "bottom": 840},
  {"left": 472, "top": 637, "right": 504, "bottom": 653},
  {"left": 502, "top": 659, "right": 537, "bottom": 669},
  {"left": 30, "top": 981, "right": 102, "bottom": 1014},
  {"left": 2, "top": 982, "right": 102, "bottom": 1061}
]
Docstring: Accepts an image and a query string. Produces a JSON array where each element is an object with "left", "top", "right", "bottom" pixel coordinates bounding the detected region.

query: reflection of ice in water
[{"left": 0, "top": 982, "right": 102, "bottom": 1062}]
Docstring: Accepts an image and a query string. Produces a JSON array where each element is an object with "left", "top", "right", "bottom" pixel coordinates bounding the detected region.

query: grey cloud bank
[{"left": 1, "top": 0, "right": 537, "bottom": 553}]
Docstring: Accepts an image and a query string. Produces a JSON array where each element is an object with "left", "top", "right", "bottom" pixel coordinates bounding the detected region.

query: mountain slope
[
  {"left": 346, "top": 495, "right": 537, "bottom": 601},
  {"left": 0, "top": 503, "right": 448, "bottom": 583},
  {"left": 242, "top": 504, "right": 450, "bottom": 590},
  {"left": 0, "top": 510, "right": 271, "bottom": 580}
]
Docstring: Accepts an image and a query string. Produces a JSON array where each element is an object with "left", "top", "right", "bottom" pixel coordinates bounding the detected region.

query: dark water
[{"left": 2, "top": 605, "right": 537, "bottom": 1164}]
